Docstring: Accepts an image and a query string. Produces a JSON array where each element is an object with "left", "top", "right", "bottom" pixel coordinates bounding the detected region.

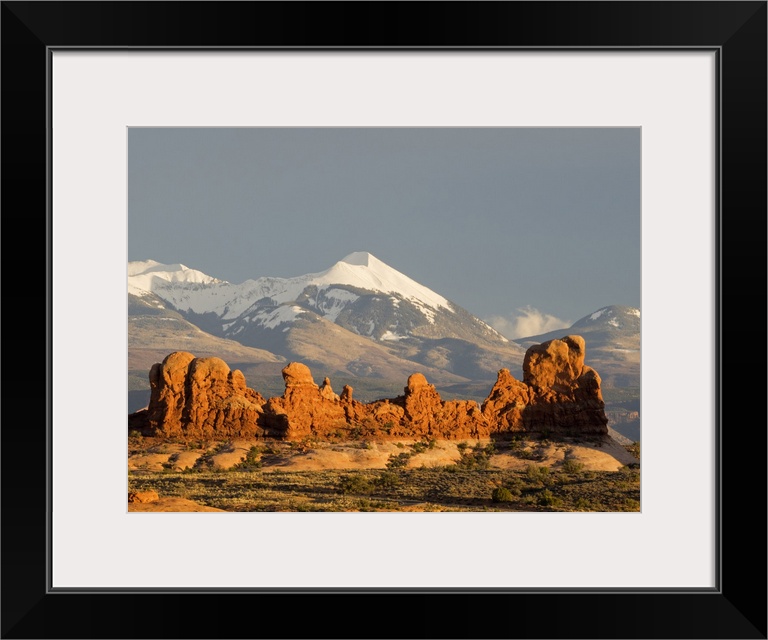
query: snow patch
[
  {"left": 479, "top": 319, "right": 509, "bottom": 342},
  {"left": 628, "top": 308, "right": 640, "bottom": 317},
  {"left": 411, "top": 300, "right": 437, "bottom": 324},
  {"left": 608, "top": 318, "right": 620, "bottom": 328},
  {"left": 255, "top": 305, "right": 306, "bottom": 330},
  {"left": 590, "top": 308, "right": 609, "bottom": 320},
  {"left": 128, "top": 260, "right": 224, "bottom": 293},
  {"left": 380, "top": 330, "right": 406, "bottom": 341},
  {"left": 317, "top": 288, "right": 359, "bottom": 322}
]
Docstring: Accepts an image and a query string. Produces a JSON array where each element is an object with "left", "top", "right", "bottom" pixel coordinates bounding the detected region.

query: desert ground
[{"left": 128, "top": 434, "right": 640, "bottom": 513}]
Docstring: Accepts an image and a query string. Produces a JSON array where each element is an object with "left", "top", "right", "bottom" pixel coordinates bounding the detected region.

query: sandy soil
[
  {"left": 127, "top": 452, "right": 174, "bottom": 472},
  {"left": 169, "top": 450, "right": 204, "bottom": 471},
  {"left": 128, "top": 436, "right": 637, "bottom": 473},
  {"left": 261, "top": 440, "right": 465, "bottom": 471},
  {"left": 209, "top": 440, "right": 253, "bottom": 470},
  {"left": 128, "top": 497, "right": 224, "bottom": 512},
  {"left": 406, "top": 444, "right": 463, "bottom": 468},
  {"left": 489, "top": 439, "right": 635, "bottom": 472},
  {"left": 559, "top": 438, "right": 637, "bottom": 471}
]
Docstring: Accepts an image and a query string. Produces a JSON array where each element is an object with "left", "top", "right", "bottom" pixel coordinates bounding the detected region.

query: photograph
[
  {"left": 2, "top": 0, "right": 764, "bottom": 637},
  {"left": 126, "top": 127, "right": 641, "bottom": 513}
]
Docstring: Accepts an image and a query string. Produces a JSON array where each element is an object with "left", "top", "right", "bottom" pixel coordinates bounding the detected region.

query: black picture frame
[{"left": 2, "top": 2, "right": 765, "bottom": 638}]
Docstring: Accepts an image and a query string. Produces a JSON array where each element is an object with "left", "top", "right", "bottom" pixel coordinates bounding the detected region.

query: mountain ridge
[
  {"left": 128, "top": 256, "right": 639, "bottom": 395},
  {"left": 128, "top": 253, "right": 524, "bottom": 383}
]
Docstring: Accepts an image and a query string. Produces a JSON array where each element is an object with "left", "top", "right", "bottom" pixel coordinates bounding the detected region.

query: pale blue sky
[{"left": 128, "top": 127, "right": 640, "bottom": 336}]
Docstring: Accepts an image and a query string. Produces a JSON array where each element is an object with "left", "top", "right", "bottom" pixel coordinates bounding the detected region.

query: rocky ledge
[{"left": 129, "top": 335, "right": 608, "bottom": 441}]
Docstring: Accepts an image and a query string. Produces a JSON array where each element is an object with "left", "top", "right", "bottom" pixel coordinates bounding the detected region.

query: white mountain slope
[
  {"left": 129, "top": 252, "right": 452, "bottom": 321},
  {"left": 128, "top": 252, "right": 523, "bottom": 381},
  {"left": 129, "top": 251, "right": 506, "bottom": 343},
  {"left": 128, "top": 259, "right": 224, "bottom": 296}
]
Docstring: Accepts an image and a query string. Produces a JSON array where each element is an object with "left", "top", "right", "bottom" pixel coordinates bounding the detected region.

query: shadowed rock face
[
  {"left": 136, "top": 335, "right": 608, "bottom": 441},
  {"left": 487, "top": 335, "right": 608, "bottom": 435},
  {"left": 146, "top": 351, "right": 266, "bottom": 440}
]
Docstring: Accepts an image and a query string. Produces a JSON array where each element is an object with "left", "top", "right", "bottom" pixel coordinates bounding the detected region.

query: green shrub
[
  {"left": 386, "top": 452, "right": 411, "bottom": 469},
  {"left": 525, "top": 464, "right": 549, "bottom": 481},
  {"left": 506, "top": 478, "right": 524, "bottom": 494},
  {"left": 538, "top": 489, "right": 560, "bottom": 507},
  {"left": 491, "top": 487, "right": 514, "bottom": 503},
  {"left": 375, "top": 472, "right": 400, "bottom": 490},
  {"left": 338, "top": 474, "right": 375, "bottom": 495},
  {"left": 453, "top": 442, "right": 494, "bottom": 470},
  {"left": 411, "top": 441, "right": 428, "bottom": 455},
  {"left": 561, "top": 459, "right": 584, "bottom": 473},
  {"left": 235, "top": 446, "right": 263, "bottom": 470}
]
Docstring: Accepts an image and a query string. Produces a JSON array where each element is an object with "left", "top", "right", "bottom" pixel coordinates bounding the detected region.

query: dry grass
[{"left": 128, "top": 441, "right": 640, "bottom": 513}]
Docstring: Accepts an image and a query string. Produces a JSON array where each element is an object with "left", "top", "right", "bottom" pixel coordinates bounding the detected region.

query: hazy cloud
[{"left": 486, "top": 306, "right": 571, "bottom": 340}]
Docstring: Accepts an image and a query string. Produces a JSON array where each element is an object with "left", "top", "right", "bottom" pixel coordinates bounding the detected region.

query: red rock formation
[
  {"left": 395, "top": 373, "right": 490, "bottom": 439},
  {"left": 262, "top": 363, "right": 348, "bottom": 439},
  {"left": 136, "top": 336, "right": 608, "bottom": 441},
  {"left": 524, "top": 334, "right": 587, "bottom": 390},
  {"left": 147, "top": 351, "right": 196, "bottom": 435},
  {"left": 128, "top": 490, "right": 159, "bottom": 504},
  {"left": 319, "top": 377, "right": 340, "bottom": 401},
  {"left": 481, "top": 368, "right": 531, "bottom": 431},
  {"left": 146, "top": 351, "right": 265, "bottom": 440},
  {"left": 521, "top": 335, "right": 608, "bottom": 435}
]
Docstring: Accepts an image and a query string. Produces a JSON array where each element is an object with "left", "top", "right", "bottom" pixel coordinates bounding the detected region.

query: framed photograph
[{"left": 3, "top": 2, "right": 765, "bottom": 638}]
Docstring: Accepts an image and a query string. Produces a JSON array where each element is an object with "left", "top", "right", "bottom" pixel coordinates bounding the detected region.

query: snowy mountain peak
[
  {"left": 571, "top": 305, "right": 641, "bottom": 330},
  {"left": 128, "top": 253, "right": 522, "bottom": 379},
  {"left": 128, "top": 253, "right": 454, "bottom": 322},
  {"left": 340, "top": 251, "right": 374, "bottom": 266},
  {"left": 318, "top": 252, "right": 451, "bottom": 312},
  {"left": 128, "top": 260, "right": 224, "bottom": 297}
]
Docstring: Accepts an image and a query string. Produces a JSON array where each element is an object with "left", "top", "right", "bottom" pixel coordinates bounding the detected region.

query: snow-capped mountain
[
  {"left": 128, "top": 252, "right": 525, "bottom": 383},
  {"left": 131, "top": 252, "right": 482, "bottom": 330},
  {"left": 571, "top": 305, "right": 640, "bottom": 332},
  {"left": 129, "top": 252, "right": 509, "bottom": 346},
  {"left": 128, "top": 259, "right": 224, "bottom": 296}
]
